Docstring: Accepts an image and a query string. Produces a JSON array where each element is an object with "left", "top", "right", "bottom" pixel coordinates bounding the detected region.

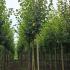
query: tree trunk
[
  {"left": 28, "top": 48, "right": 32, "bottom": 70},
  {"left": 37, "top": 42, "right": 39, "bottom": 70},
  {"left": 49, "top": 47, "right": 52, "bottom": 70},
  {"left": 55, "top": 46, "right": 57, "bottom": 70},
  {"left": 61, "top": 43, "right": 64, "bottom": 70},
  {"left": 45, "top": 48, "right": 46, "bottom": 70},
  {"left": 4, "top": 48, "right": 6, "bottom": 70},
  {"left": 31, "top": 41, "right": 35, "bottom": 70}
]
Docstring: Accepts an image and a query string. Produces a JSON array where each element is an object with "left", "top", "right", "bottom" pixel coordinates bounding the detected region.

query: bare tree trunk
[
  {"left": 28, "top": 48, "right": 32, "bottom": 70},
  {"left": 32, "top": 41, "right": 35, "bottom": 70},
  {"left": 32, "top": 47, "right": 35, "bottom": 70},
  {"left": 0, "top": 47, "right": 3, "bottom": 70},
  {"left": 37, "top": 42, "right": 39, "bottom": 70},
  {"left": 61, "top": 43, "right": 64, "bottom": 70},
  {"left": 49, "top": 47, "right": 52, "bottom": 70},
  {"left": 55, "top": 46, "right": 57, "bottom": 70},
  {"left": 45, "top": 48, "right": 46, "bottom": 70},
  {"left": 4, "top": 48, "right": 6, "bottom": 70}
]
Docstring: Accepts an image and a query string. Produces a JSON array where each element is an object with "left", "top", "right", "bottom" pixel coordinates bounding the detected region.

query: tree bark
[
  {"left": 37, "top": 42, "right": 39, "bottom": 70},
  {"left": 61, "top": 43, "right": 64, "bottom": 70},
  {"left": 55, "top": 46, "right": 57, "bottom": 70},
  {"left": 4, "top": 48, "right": 6, "bottom": 70},
  {"left": 28, "top": 48, "right": 32, "bottom": 70},
  {"left": 32, "top": 41, "right": 35, "bottom": 70},
  {"left": 49, "top": 47, "right": 52, "bottom": 70}
]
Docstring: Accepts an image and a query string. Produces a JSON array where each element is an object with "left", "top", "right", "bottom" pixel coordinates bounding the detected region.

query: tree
[
  {"left": 17, "top": 0, "right": 47, "bottom": 70},
  {"left": 17, "top": 0, "right": 70, "bottom": 69},
  {"left": 0, "top": 0, "right": 15, "bottom": 70},
  {"left": 57, "top": 0, "right": 70, "bottom": 70}
]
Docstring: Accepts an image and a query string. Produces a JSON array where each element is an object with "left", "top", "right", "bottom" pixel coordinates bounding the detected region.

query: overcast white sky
[
  {"left": 6, "top": 0, "right": 20, "bottom": 10},
  {"left": 6, "top": 0, "right": 20, "bottom": 26},
  {"left": 5, "top": 0, "right": 19, "bottom": 31},
  {"left": 5, "top": 0, "right": 20, "bottom": 43}
]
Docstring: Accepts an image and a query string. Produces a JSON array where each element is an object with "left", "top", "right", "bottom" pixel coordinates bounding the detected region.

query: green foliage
[
  {"left": 17, "top": 0, "right": 70, "bottom": 53},
  {"left": 17, "top": 0, "right": 47, "bottom": 52},
  {"left": 0, "top": 0, "right": 14, "bottom": 54},
  {"left": 36, "top": 0, "right": 70, "bottom": 48},
  {"left": 2, "top": 22, "right": 14, "bottom": 53}
]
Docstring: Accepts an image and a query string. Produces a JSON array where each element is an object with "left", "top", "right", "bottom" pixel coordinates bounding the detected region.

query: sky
[
  {"left": 6, "top": 0, "right": 20, "bottom": 10},
  {"left": 6, "top": 0, "right": 20, "bottom": 27},
  {"left": 6, "top": 0, "right": 20, "bottom": 43}
]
